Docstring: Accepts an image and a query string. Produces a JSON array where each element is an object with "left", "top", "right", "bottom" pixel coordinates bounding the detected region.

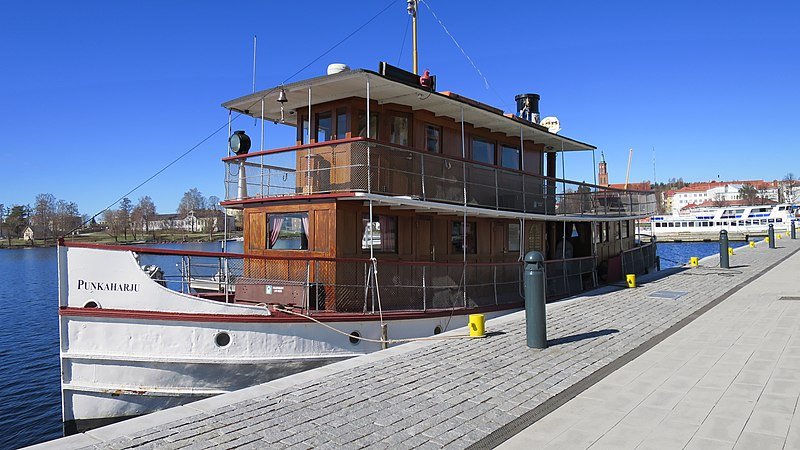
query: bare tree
[
  {"left": 784, "top": 173, "right": 798, "bottom": 202},
  {"left": 32, "top": 193, "right": 56, "bottom": 244},
  {"left": 103, "top": 209, "right": 121, "bottom": 242},
  {"left": 131, "top": 196, "right": 157, "bottom": 234},
  {"left": 712, "top": 193, "right": 727, "bottom": 207},
  {"left": 758, "top": 186, "right": 772, "bottom": 204},
  {"left": 54, "top": 200, "right": 80, "bottom": 236},
  {"left": 207, "top": 195, "right": 222, "bottom": 211},
  {"left": 178, "top": 188, "right": 206, "bottom": 215}
]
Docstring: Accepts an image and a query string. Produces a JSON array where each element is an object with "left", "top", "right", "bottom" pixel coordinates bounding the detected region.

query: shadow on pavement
[{"left": 548, "top": 328, "right": 619, "bottom": 346}]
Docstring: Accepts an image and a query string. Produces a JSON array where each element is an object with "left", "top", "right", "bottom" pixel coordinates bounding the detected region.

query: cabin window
[
  {"left": 593, "top": 222, "right": 601, "bottom": 243},
  {"left": 361, "top": 214, "right": 397, "bottom": 253},
  {"left": 602, "top": 222, "right": 609, "bottom": 242},
  {"left": 336, "top": 108, "right": 349, "bottom": 139},
  {"left": 668, "top": 222, "right": 674, "bottom": 227},
  {"left": 471, "top": 138, "right": 495, "bottom": 165},
  {"left": 390, "top": 115, "right": 410, "bottom": 146},
  {"left": 267, "top": 213, "right": 308, "bottom": 250},
  {"left": 300, "top": 115, "right": 310, "bottom": 144},
  {"left": 688, "top": 222, "right": 695, "bottom": 227},
  {"left": 621, "top": 220, "right": 630, "bottom": 238},
  {"left": 425, "top": 124, "right": 442, "bottom": 152},
  {"left": 500, "top": 145, "right": 521, "bottom": 170},
  {"left": 508, "top": 223, "right": 520, "bottom": 252},
  {"left": 777, "top": 218, "right": 783, "bottom": 222},
  {"left": 451, "top": 221, "right": 477, "bottom": 254},
  {"left": 315, "top": 112, "right": 333, "bottom": 142},
  {"left": 357, "top": 111, "right": 378, "bottom": 139}
]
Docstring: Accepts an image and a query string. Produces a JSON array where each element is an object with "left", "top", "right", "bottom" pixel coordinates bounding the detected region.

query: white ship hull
[
  {"left": 58, "top": 245, "right": 515, "bottom": 431},
  {"left": 650, "top": 204, "right": 797, "bottom": 242}
]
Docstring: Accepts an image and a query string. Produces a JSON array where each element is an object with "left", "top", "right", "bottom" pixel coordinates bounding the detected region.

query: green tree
[
  {"left": 739, "top": 184, "right": 758, "bottom": 205},
  {"left": 4, "top": 205, "right": 29, "bottom": 246},
  {"left": 119, "top": 197, "right": 133, "bottom": 240}
]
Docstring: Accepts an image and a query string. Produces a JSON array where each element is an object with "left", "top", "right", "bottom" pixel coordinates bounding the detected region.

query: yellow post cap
[
  {"left": 690, "top": 256, "right": 699, "bottom": 267},
  {"left": 626, "top": 274, "right": 636, "bottom": 288},
  {"left": 469, "top": 314, "right": 485, "bottom": 337}
]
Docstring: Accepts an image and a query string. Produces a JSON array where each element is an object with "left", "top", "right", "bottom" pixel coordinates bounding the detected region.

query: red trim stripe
[{"left": 58, "top": 303, "right": 522, "bottom": 323}]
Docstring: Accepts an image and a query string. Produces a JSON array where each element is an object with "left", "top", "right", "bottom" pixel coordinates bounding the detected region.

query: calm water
[
  {"left": 0, "top": 239, "right": 751, "bottom": 448},
  {"left": 657, "top": 240, "right": 750, "bottom": 269}
]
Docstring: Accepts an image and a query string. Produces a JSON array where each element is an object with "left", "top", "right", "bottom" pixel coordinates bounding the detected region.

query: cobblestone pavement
[{"left": 40, "top": 239, "right": 800, "bottom": 450}]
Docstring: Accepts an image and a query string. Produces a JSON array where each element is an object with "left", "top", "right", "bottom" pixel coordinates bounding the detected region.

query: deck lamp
[{"left": 228, "top": 130, "right": 251, "bottom": 155}]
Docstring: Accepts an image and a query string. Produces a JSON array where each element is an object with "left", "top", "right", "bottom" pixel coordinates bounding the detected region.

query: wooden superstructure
[{"left": 221, "top": 65, "right": 657, "bottom": 310}]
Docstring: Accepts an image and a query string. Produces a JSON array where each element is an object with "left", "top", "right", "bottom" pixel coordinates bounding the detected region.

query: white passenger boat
[
  {"left": 57, "top": 7, "right": 658, "bottom": 432},
  {"left": 650, "top": 203, "right": 797, "bottom": 242}
]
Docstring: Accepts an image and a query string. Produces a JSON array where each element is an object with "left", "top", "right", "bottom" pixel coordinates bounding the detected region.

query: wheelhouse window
[
  {"left": 268, "top": 213, "right": 308, "bottom": 250},
  {"left": 361, "top": 214, "right": 397, "bottom": 253},
  {"left": 357, "top": 111, "right": 378, "bottom": 139},
  {"left": 425, "top": 124, "right": 442, "bottom": 152},
  {"left": 451, "top": 221, "right": 477, "bottom": 254},
  {"left": 621, "top": 220, "right": 629, "bottom": 238},
  {"left": 500, "top": 145, "right": 521, "bottom": 170},
  {"left": 300, "top": 115, "right": 309, "bottom": 145},
  {"left": 472, "top": 138, "right": 495, "bottom": 165},
  {"left": 316, "top": 112, "right": 333, "bottom": 142},
  {"left": 390, "top": 115, "right": 410, "bottom": 146},
  {"left": 336, "top": 108, "right": 349, "bottom": 139}
]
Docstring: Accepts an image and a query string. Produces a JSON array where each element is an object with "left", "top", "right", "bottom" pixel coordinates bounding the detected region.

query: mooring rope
[{"left": 273, "top": 306, "right": 484, "bottom": 344}]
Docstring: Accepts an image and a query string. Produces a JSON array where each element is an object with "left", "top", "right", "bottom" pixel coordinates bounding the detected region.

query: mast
[{"left": 408, "top": 0, "right": 418, "bottom": 74}]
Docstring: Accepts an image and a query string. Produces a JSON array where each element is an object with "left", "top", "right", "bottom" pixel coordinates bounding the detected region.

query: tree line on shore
[{"left": 0, "top": 188, "right": 223, "bottom": 245}]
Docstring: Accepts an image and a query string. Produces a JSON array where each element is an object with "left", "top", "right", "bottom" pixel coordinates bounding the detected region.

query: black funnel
[{"left": 515, "top": 93, "right": 540, "bottom": 123}]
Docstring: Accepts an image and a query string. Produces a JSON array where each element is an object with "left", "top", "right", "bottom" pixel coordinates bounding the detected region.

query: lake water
[{"left": 0, "top": 239, "right": 755, "bottom": 448}]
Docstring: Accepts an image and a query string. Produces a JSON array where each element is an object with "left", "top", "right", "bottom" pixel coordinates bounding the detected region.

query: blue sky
[{"left": 1, "top": 1, "right": 798, "bottom": 215}]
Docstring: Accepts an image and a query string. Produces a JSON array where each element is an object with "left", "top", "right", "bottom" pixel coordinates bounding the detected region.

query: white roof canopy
[{"left": 221, "top": 69, "right": 595, "bottom": 152}]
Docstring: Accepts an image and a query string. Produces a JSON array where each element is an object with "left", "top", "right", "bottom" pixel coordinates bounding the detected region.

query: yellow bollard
[
  {"left": 728, "top": 247, "right": 734, "bottom": 256},
  {"left": 777, "top": 234, "right": 782, "bottom": 240},
  {"left": 690, "top": 257, "right": 699, "bottom": 267},
  {"left": 766, "top": 237, "right": 770, "bottom": 243},
  {"left": 626, "top": 274, "right": 636, "bottom": 288},
  {"left": 749, "top": 241, "right": 755, "bottom": 248},
  {"left": 469, "top": 314, "right": 485, "bottom": 337}
]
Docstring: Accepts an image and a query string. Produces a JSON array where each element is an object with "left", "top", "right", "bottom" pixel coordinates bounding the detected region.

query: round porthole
[
  {"left": 83, "top": 301, "right": 99, "bottom": 309},
  {"left": 349, "top": 331, "right": 361, "bottom": 345},
  {"left": 434, "top": 325, "right": 443, "bottom": 335},
  {"left": 215, "top": 332, "right": 231, "bottom": 347}
]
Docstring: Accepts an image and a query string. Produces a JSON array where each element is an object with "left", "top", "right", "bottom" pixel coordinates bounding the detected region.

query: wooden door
[
  {"left": 492, "top": 222, "right": 506, "bottom": 260},
  {"left": 416, "top": 217, "right": 433, "bottom": 261}
]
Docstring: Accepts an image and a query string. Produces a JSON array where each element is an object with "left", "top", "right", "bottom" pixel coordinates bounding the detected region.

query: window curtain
[
  {"left": 268, "top": 216, "right": 284, "bottom": 248},
  {"left": 301, "top": 216, "right": 310, "bottom": 240},
  {"left": 379, "top": 215, "right": 396, "bottom": 252}
]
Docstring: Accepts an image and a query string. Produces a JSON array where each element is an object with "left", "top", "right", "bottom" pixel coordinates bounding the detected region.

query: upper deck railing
[{"left": 223, "top": 138, "right": 656, "bottom": 217}]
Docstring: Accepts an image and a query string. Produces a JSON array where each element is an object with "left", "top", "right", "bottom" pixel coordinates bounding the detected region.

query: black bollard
[
  {"left": 719, "top": 229, "right": 730, "bottom": 269},
  {"left": 769, "top": 224, "right": 776, "bottom": 249},
  {"left": 524, "top": 251, "right": 547, "bottom": 349},
  {"left": 792, "top": 220, "right": 797, "bottom": 240}
]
